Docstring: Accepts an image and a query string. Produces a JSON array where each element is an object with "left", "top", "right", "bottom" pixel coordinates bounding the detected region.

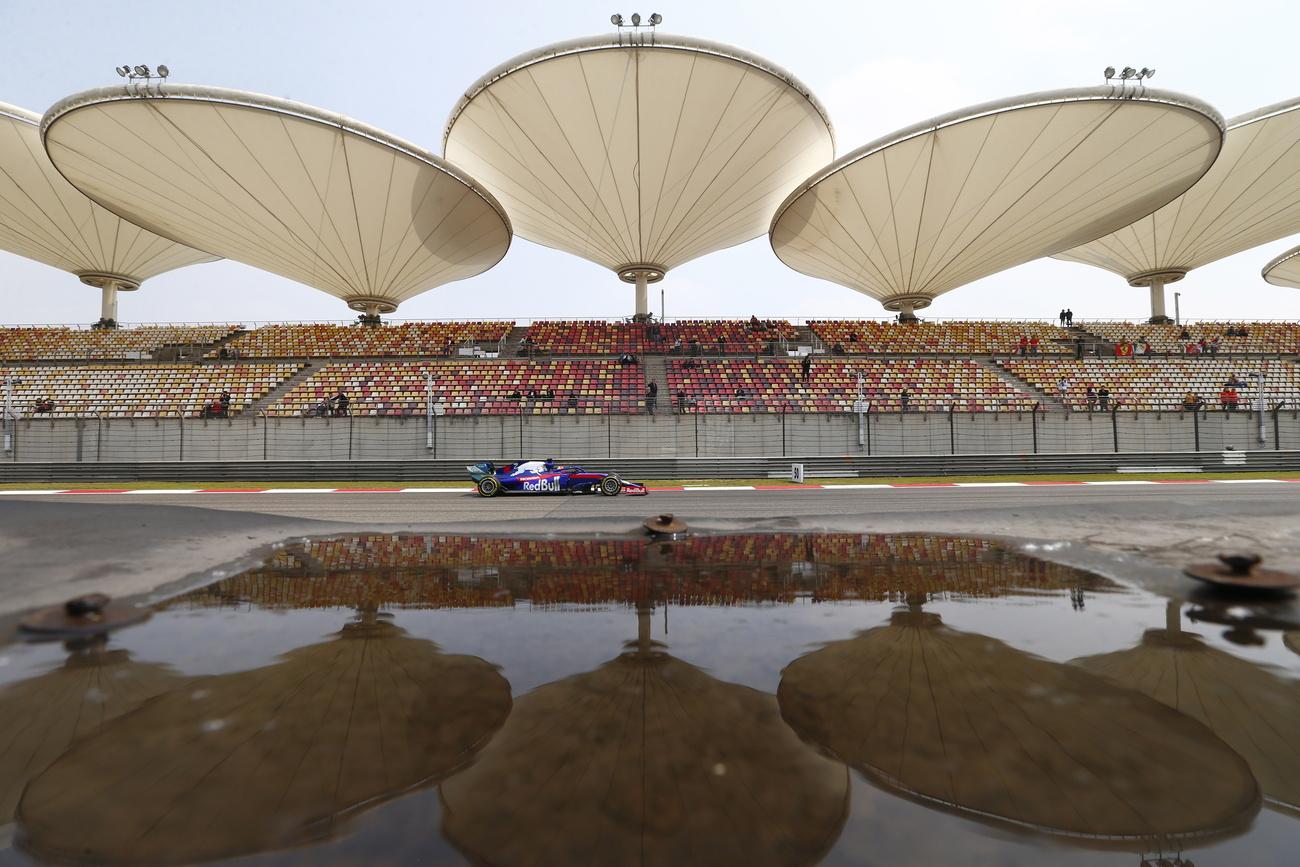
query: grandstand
[
  {"left": 266, "top": 359, "right": 646, "bottom": 417},
  {"left": 2, "top": 320, "right": 1297, "bottom": 422},
  {"left": 0, "top": 325, "right": 240, "bottom": 361},
  {"left": 809, "top": 321, "right": 1072, "bottom": 355},
  {"left": 667, "top": 357, "right": 1037, "bottom": 413},
  {"left": 212, "top": 322, "right": 514, "bottom": 359},
  {"left": 1001, "top": 357, "right": 1300, "bottom": 412},
  {"left": 2, "top": 362, "right": 302, "bottom": 417}
]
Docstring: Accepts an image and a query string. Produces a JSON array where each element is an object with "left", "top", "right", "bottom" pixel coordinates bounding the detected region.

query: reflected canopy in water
[
  {"left": 0, "top": 637, "right": 181, "bottom": 823},
  {"left": 441, "top": 606, "right": 849, "bottom": 867},
  {"left": 778, "top": 602, "right": 1261, "bottom": 848},
  {"left": 18, "top": 612, "right": 511, "bottom": 865},
  {"left": 1076, "top": 600, "right": 1300, "bottom": 817}
]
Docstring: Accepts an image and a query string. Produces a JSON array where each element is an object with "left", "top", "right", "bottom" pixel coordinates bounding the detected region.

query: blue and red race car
[{"left": 467, "top": 460, "right": 648, "bottom": 498}]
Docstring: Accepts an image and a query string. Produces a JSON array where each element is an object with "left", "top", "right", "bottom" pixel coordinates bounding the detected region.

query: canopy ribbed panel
[
  {"left": 42, "top": 87, "right": 511, "bottom": 310},
  {"left": 771, "top": 88, "right": 1223, "bottom": 305},
  {"left": 443, "top": 36, "right": 834, "bottom": 278},
  {"left": 1056, "top": 97, "right": 1300, "bottom": 280},
  {"left": 1262, "top": 243, "right": 1300, "bottom": 289},
  {"left": 0, "top": 102, "right": 214, "bottom": 284}
]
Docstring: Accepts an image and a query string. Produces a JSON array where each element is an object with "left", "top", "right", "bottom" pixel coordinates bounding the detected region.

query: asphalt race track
[{"left": 3, "top": 484, "right": 1299, "bottom": 622}]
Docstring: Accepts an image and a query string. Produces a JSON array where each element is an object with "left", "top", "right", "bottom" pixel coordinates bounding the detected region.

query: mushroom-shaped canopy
[
  {"left": 441, "top": 610, "right": 849, "bottom": 866},
  {"left": 42, "top": 85, "right": 511, "bottom": 315},
  {"left": 18, "top": 615, "right": 512, "bottom": 865},
  {"left": 0, "top": 101, "right": 215, "bottom": 289},
  {"left": 1262, "top": 242, "right": 1300, "bottom": 289},
  {"left": 771, "top": 87, "right": 1223, "bottom": 314},
  {"left": 778, "top": 605, "right": 1261, "bottom": 848},
  {"left": 1075, "top": 600, "right": 1300, "bottom": 817},
  {"left": 443, "top": 33, "right": 834, "bottom": 285},
  {"left": 1057, "top": 96, "right": 1300, "bottom": 286},
  {"left": 0, "top": 638, "right": 182, "bottom": 824}
]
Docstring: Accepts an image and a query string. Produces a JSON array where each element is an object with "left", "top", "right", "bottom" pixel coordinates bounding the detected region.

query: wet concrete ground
[{"left": 3, "top": 485, "right": 1300, "bottom": 618}]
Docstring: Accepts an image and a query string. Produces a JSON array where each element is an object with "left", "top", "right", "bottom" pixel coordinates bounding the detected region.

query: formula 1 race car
[{"left": 467, "top": 460, "right": 649, "bottom": 498}]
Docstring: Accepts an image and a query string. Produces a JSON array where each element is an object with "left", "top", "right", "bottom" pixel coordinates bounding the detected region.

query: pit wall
[{"left": 7, "top": 410, "right": 1300, "bottom": 463}]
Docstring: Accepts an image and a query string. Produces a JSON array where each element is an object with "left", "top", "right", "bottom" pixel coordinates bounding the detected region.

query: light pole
[
  {"left": 425, "top": 373, "right": 435, "bottom": 451},
  {"left": 1253, "top": 372, "right": 1267, "bottom": 446},
  {"left": 2, "top": 376, "right": 18, "bottom": 454},
  {"left": 1174, "top": 291, "right": 1181, "bottom": 325}
]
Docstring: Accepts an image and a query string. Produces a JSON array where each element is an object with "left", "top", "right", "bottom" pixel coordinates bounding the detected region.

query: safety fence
[{"left": 4, "top": 408, "right": 1299, "bottom": 464}]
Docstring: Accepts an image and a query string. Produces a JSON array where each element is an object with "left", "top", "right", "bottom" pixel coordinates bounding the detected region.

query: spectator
[
  {"left": 34, "top": 397, "right": 54, "bottom": 413},
  {"left": 1085, "top": 386, "right": 1097, "bottom": 412},
  {"left": 540, "top": 388, "right": 555, "bottom": 401},
  {"left": 1179, "top": 326, "right": 1191, "bottom": 341},
  {"left": 508, "top": 389, "right": 522, "bottom": 401},
  {"left": 900, "top": 389, "right": 912, "bottom": 412},
  {"left": 1018, "top": 335, "right": 1028, "bottom": 357},
  {"left": 1182, "top": 391, "right": 1205, "bottom": 412},
  {"left": 566, "top": 393, "right": 578, "bottom": 411},
  {"left": 1209, "top": 336, "right": 1221, "bottom": 357},
  {"left": 1029, "top": 336, "right": 1040, "bottom": 356},
  {"left": 676, "top": 389, "right": 688, "bottom": 413},
  {"left": 1058, "top": 309, "right": 1067, "bottom": 327},
  {"left": 526, "top": 388, "right": 539, "bottom": 400},
  {"left": 1065, "top": 309, "right": 1074, "bottom": 326},
  {"left": 672, "top": 337, "right": 683, "bottom": 354},
  {"left": 735, "top": 387, "right": 749, "bottom": 399},
  {"left": 1097, "top": 386, "right": 1111, "bottom": 412},
  {"left": 1056, "top": 377, "right": 1070, "bottom": 404},
  {"left": 618, "top": 352, "right": 637, "bottom": 366},
  {"left": 218, "top": 345, "right": 230, "bottom": 359},
  {"left": 682, "top": 358, "right": 696, "bottom": 370},
  {"left": 1227, "top": 373, "right": 1246, "bottom": 388},
  {"left": 646, "top": 382, "right": 657, "bottom": 415},
  {"left": 801, "top": 353, "right": 812, "bottom": 382},
  {"left": 219, "top": 389, "right": 232, "bottom": 410},
  {"left": 831, "top": 342, "right": 844, "bottom": 355},
  {"left": 1074, "top": 336, "right": 1085, "bottom": 359},
  {"left": 716, "top": 335, "right": 726, "bottom": 356},
  {"left": 330, "top": 389, "right": 349, "bottom": 417},
  {"left": 1139, "top": 337, "right": 1151, "bottom": 355},
  {"left": 1220, "top": 386, "right": 1240, "bottom": 412}
]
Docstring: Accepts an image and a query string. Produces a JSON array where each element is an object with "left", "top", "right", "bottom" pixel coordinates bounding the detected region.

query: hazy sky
[{"left": 3, "top": 0, "right": 1299, "bottom": 325}]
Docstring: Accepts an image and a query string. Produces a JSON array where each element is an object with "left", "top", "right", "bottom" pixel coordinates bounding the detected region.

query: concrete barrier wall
[{"left": 8, "top": 410, "right": 1300, "bottom": 462}]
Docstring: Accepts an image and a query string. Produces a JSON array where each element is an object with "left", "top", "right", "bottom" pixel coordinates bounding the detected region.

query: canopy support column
[
  {"left": 634, "top": 272, "right": 649, "bottom": 321},
  {"left": 897, "top": 299, "right": 917, "bottom": 323},
  {"left": 1148, "top": 280, "right": 1171, "bottom": 324},
  {"left": 99, "top": 284, "right": 119, "bottom": 326}
]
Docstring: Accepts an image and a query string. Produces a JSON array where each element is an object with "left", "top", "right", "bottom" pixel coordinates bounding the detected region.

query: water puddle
[{"left": 1, "top": 531, "right": 1298, "bottom": 866}]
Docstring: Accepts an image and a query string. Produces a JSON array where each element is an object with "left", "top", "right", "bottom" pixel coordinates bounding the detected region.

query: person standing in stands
[
  {"left": 801, "top": 353, "right": 812, "bottom": 382},
  {"left": 1220, "top": 385, "right": 1239, "bottom": 412},
  {"left": 676, "top": 389, "right": 688, "bottom": 413},
  {"left": 1097, "top": 386, "right": 1111, "bottom": 412},
  {"left": 1018, "top": 335, "right": 1028, "bottom": 357},
  {"left": 1029, "top": 335, "right": 1040, "bottom": 356},
  {"left": 1058, "top": 309, "right": 1067, "bottom": 327},
  {"left": 1085, "top": 386, "right": 1097, "bottom": 412},
  {"left": 1065, "top": 309, "right": 1074, "bottom": 326},
  {"left": 646, "top": 381, "right": 657, "bottom": 415},
  {"left": 1056, "top": 377, "right": 1070, "bottom": 408},
  {"left": 900, "top": 389, "right": 912, "bottom": 412}
]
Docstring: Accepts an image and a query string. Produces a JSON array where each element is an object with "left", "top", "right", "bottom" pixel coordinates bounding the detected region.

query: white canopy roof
[
  {"left": 1261, "top": 243, "right": 1300, "bottom": 289},
  {"left": 0, "top": 101, "right": 215, "bottom": 290},
  {"left": 769, "top": 87, "right": 1224, "bottom": 312},
  {"left": 1056, "top": 97, "right": 1300, "bottom": 286},
  {"left": 42, "top": 85, "right": 511, "bottom": 314},
  {"left": 443, "top": 33, "right": 834, "bottom": 284}
]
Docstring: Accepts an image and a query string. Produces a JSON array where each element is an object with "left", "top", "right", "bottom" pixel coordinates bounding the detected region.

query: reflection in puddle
[{"left": 0, "top": 531, "right": 1296, "bottom": 866}]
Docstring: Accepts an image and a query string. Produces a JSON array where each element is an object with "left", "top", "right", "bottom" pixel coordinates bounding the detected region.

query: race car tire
[
  {"left": 599, "top": 475, "right": 622, "bottom": 497},
  {"left": 477, "top": 476, "right": 501, "bottom": 498}
]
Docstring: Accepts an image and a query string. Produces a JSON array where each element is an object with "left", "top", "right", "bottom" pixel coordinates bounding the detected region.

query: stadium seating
[
  {"left": 1001, "top": 358, "right": 1300, "bottom": 411},
  {"left": 809, "top": 320, "right": 1072, "bottom": 354},
  {"left": 0, "top": 325, "right": 240, "bottom": 361},
  {"left": 268, "top": 359, "right": 646, "bottom": 416},
  {"left": 522, "top": 319, "right": 796, "bottom": 355},
  {"left": 666, "top": 358, "right": 1037, "bottom": 413},
  {"left": 1078, "top": 322, "right": 1300, "bottom": 354},
  {"left": 2, "top": 363, "right": 302, "bottom": 417},
  {"left": 214, "top": 322, "right": 514, "bottom": 358}
]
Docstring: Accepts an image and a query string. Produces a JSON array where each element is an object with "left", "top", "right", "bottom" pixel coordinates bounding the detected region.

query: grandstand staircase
[
  {"left": 641, "top": 354, "right": 670, "bottom": 412},
  {"left": 1067, "top": 325, "right": 1116, "bottom": 357},
  {"left": 152, "top": 327, "right": 245, "bottom": 362},
  {"left": 505, "top": 326, "right": 530, "bottom": 357},
  {"left": 977, "top": 359, "right": 1069, "bottom": 412},
  {"left": 246, "top": 361, "right": 319, "bottom": 415}
]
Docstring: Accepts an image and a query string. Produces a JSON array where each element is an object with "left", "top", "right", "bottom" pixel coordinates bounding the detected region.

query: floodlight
[
  {"left": 631, "top": 12, "right": 641, "bottom": 24},
  {"left": 610, "top": 13, "right": 623, "bottom": 25},
  {"left": 649, "top": 12, "right": 662, "bottom": 24},
  {"left": 1138, "top": 67, "right": 1151, "bottom": 80},
  {"left": 157, "top": 64, "right": 169, "bottom": 78},
  {"left": 132, "top": 65, "right": 148, "bottom": 76},
  {"left": 1120, "top": 67, "right": 1136, "bottom": 79},
  {"left": 115, "top": 66, "right": 128, "bottom": 77},
  {"left": 1145, "top": 68, "right": 1156, "bottom": 79},
  {"left": 1103, "top": 66, "right": 1115, "bottom": 80}
]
